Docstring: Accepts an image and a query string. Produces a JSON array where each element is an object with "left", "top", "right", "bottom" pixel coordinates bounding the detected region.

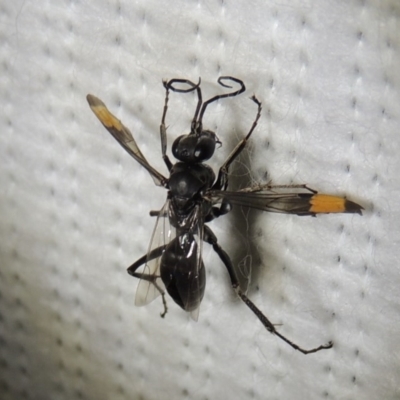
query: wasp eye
[{"left": 172, "top": 130, "right": 216, "bottom": 163}]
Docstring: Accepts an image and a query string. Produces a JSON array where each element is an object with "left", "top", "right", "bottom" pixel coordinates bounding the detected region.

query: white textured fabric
[{"left": 1, "top": 1, "right": 400, "bottom": 399}]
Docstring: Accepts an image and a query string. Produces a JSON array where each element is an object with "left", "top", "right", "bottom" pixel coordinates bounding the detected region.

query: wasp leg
[
  {"left": 205, "top": 201, "right": 232, "bottom": 222},
  {"left": 127, "top": 245, "right": 168, "bottom": 317},
  {"left": 212, "top": 95, "right": 262, "bottom": 191},
  {"left": 203, "top": 225, "right": 333, "bottom": 354},
  {"left": 160, "top": 81, "right": 173, "bottom": 171}
]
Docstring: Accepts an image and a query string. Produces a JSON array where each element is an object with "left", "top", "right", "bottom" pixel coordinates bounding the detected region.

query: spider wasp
[{"left": 87, "top": 76, "right": 362, "bottom": 354}]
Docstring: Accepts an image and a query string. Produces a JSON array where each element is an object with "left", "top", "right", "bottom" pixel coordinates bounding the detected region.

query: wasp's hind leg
[
  {"left": 127, "top": 245, "right": 168, "bottom": 318},
  {"left": 203, "top": 225, "right": 333, "bottom": 354}
]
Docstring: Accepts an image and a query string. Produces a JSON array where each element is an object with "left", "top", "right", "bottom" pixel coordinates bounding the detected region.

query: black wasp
[{"left": 87, "top": 77, "right": 362, "bottom": 354}]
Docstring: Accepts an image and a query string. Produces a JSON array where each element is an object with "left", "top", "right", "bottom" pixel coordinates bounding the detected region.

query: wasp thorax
[{"left": 172, "top": 130, "right": 217, "bottom": 163}]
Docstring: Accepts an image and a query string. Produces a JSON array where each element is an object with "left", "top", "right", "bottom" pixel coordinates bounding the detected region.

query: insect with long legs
[{"left": 87, "top": 77, "right": 362, "bottom": 354}]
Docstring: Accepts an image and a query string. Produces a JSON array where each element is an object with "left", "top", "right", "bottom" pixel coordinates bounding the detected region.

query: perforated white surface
[{"left": 1, "top": 1, "right": 400, "bottom": 399}]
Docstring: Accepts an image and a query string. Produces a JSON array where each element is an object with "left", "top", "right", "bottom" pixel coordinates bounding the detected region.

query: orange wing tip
[
  {"left": 86, "top": 94, "right": 123, "bottom": 130},
  {"left": 310, "top": 194, "right": 363, "bottom": 215}
]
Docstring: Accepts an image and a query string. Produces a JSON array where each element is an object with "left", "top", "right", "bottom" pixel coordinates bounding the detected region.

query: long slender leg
[
  {"left": 213, "top": 96, "right": 262, "bottom": 191},
  {"left": 160, "top": 81, "right": 173, "bottom": 171},
  {"left": 127, "top": 244, "right": 168, "bottom": 317},
  {"left": 203, "top": 225, "right": 333, "bottom": 354}
]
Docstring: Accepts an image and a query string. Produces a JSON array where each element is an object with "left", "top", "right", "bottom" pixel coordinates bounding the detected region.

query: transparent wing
[
  {"left": 86, "top": 94, "right": 167, "bottom": 187},
  {"left": 135, "top": 200, "right": 175, "bottom": 306},
  {"left": 181, "top": 205, "right": 204, "bottom": 321},
  {"left": 208, "top": 184, "right": 363, "bottom": 215},
  {"left": 192, "top": 207, "right": 205, "bottom": 321},
  {"left": 155, "top": 204, "right": 205, "bottom": 321}
]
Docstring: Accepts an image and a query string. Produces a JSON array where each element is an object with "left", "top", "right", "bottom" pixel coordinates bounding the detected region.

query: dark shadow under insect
[{"left": 87, "top": 77, "right": 362, "bottom": 355}]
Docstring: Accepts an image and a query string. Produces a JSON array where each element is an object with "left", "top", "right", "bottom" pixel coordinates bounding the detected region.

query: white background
[{"left": 1, "top": 1, "right": 400, "bottom": 399}]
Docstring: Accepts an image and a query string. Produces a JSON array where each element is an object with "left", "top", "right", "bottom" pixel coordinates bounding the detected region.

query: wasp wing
[
  {"left": 189, "top": 222, "right": 204, "bottom": 322},
  {"left": 178, "top": 205, "right": 204, "bottom": 322},
  {"left": 134, "top": 201, "right": 206, "bottom": 319},
  {"left": 87, "top": 94, "right": 167, "bottom": 187},
  {"left": 135, "top": 201, "right": 174, "bottom": 307},
  {"left": 209, "top": 185, "right": 363, "bottom": 215},
  {"left": 156, "top": 204, "right": 205, "bottom": 321}
]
